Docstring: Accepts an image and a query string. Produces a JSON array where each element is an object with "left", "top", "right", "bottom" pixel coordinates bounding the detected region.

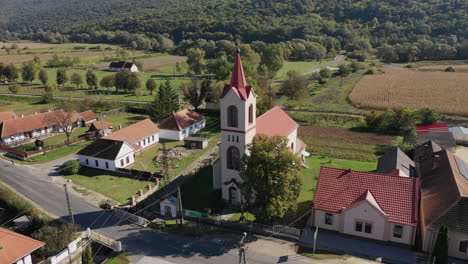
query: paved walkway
[{"left": 299, "top": 228, "right": 416, "bottom": 264}]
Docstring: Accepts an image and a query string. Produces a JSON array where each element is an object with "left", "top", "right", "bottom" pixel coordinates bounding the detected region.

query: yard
[
  {"left": 130, "top": 137, "right": 219, "bottom": 178},
  {"left": 66, "top": 167, "right": 151, "bottom": 203},
  {"left": 102, "top": 112, "right": 149, "bottom": 129},
  {"left": 14, "top": 126, "right": 89, "bottom": 151}
]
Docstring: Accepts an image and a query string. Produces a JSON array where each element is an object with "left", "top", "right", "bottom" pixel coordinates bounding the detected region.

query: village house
[
  {"left": 212, "top": 52, "right": 308, "bottom": 203},
  {"left": 108, "top": 61, "right": 139, "bottom": 72},
  {"left": 416, "top": 123, "right": 457, "bottom": 149},
  {"left": 0, "top": 110, "right": 90, "bottom": 146},
  {"left": 417, "top": 143, "right": 468, "bottom": 261},
  {"left": 376, "top": 147, "right": 415, "bottom": 177},
  {"left": 88, "top": 121, "right": 113, "bottom": 136},
  {"left": 79, "top": 110, "right": 98, "bottom": 126},
  {"left": 311, "top": 167, "right": 419, "bottom": 246},
  {"left": 158, "top": 109, "right": 206, "bottom": 141},
  {"left": 77, "top": 118, "right": 159, "bottom": 171},
  {"left": 0, "top": 227, "right": 45, "bottom": 264}
]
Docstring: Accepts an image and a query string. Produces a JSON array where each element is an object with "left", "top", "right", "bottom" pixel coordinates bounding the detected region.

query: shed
[
  {"left": 160, "top": 196, "right": 179, "bottom": 218},
  {"left": 184, "top": 137, "right": 208, "bottom": 149}
]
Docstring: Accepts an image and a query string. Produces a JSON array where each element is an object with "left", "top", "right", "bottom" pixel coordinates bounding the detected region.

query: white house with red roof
[
  {"left": 213, "top": 52, "right": 308, "bottom": 203},
  {"left": 0, "top": 227, "right": 45, "bottom": 264},
  {"left": 158, "top": 109, "right": 206, "bottom": 140},
  {"left": 311, "top": 167, "right": 419, "bottom": 246}
]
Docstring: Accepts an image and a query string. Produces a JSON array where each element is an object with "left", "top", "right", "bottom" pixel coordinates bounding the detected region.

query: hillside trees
[
  {"left": 240, "top": 135, "right": 302, "bottom": 223},
  {"left": 70, "top": 73, "right": 83, "bottom": 89},
  {"left": 115, "top": 71, "right": 141, "bottom": 92},
  {"left": 56, "top": 69, "right": 68, "bottom": 88},
  {"left": 260, "top": 44, "right": 284, "bottom": 74},
  {"left": 38, "top": 69, "right": 48, "bottom": 85},
  {"left": 280, "top": 71, "right": 309, "bottom": 100},
  {"left": 100, "top": 74, "right": 115, "bottom": 90},
  {"left": 86, "top": 70, "right": 98, "bottom": 89},
  {"left": 186, "top": 48, "right": 206, "bottom": 75},
  {"left": 21, "top": 61, "right": 37, "bottom": 83},
  {"left": 0, "top": 64, "right": 19, "bottom": 82}
]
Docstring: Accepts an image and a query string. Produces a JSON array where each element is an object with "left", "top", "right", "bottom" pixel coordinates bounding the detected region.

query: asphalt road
[{"left": 0, "top": 158, "right": 321, "bottom": 264}]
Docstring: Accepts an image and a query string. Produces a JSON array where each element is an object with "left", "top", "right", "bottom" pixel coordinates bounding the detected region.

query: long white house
[{"left": 158, "top": 109, "right": 206, "bottom": 141}]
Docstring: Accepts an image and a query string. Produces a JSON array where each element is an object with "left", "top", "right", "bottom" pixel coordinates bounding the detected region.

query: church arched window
[
  {"left": 248, "top": 104, "right": 253, "bottom": 124},
  {"left": 227, "top": 146, "right": 240, "bottom": 170},
  {"left": 227, "top": 105, "right": 238, "bottom": 127}
]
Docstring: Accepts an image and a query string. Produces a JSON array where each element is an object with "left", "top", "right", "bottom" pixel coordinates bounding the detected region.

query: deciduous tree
[
  {"left": 70, "top": 73, "right": 83, "bottom": 89},
  {"left": 186, "top": 48, "right": 206, "bottom": 75},
  {"left": 56, "top": 69, "right": 68, "bottom": 88},
  {"left": 100, "top": 74, "right": 116, "bottom": 91},
  {"left": 260, "top": 44, "right": 284, "bottom": 74},
  {"left": 47, "top": 100, "right": 80, "bottom": 143},
  {"left": 86, "top": 70, "right": 98, "bottom": 89},
  {"left": 280, "top": 71, "right": 308, "bottom": 100},
  {"left": 21, "top": 61, "right": 37, "bottom": 83},
  {"left": 181, "top": 78, "right": 210, "bottom": 110},
  {"left": 39, "top": 69, "right": 48, "bottom": 85},
  {"left": 240, "top": 135, "right": 302, "bottom": 223},
  {"left": 146, "top": 78, "right": 157, "bottom": 95}
]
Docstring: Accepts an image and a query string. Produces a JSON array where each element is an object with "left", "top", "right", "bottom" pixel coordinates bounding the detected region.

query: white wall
[
  {"left": 388, "top": 223, "right": 414, "bottom": 245},
  {"left": 314, "top": 210, "right": 340, "bottom": 232},
  {"left": 134, "top": 132, "right": 159, "bottom": 152},
  {"left": 159, "top": 119, "right": 206, "bottom": 141},
  {"left": 78, "top": 155, "right": 117, "bottom": 171},
  {"left": 424, "top": 228, "right": 468, "bottom": 260},
  {"left": 342, "top": 201, "right": 388, "bottom": 241},
  {"left": 78, "top": 142, "right": 135, "bottom": 171},
  {"left": 159, "top": 129, "right": 183, "bottom": 141},
  {"left": 13, "top": 254, "right": 32, "bottom": 264}
]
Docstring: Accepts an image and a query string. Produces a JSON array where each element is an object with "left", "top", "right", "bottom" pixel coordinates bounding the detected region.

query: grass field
[
  {"left": 103, "top": 112, "right": 148, "bottom": 129},
  {"left": 14, "top": 126, "right": 89, "bottom": 151},
  {"left": 66, "top": 167, "right": 151, "bottom": 203},
  {"left": 349, "top": 67, "right": 468, "bottom": 116},
  {"left": 275, "top": 59, "right": 334, "bottom": 81},
  {"left": 299, "top": 125, "right": 398, "bottom": 162},
  {"left": 298, "top": 156, "right": 376, "bottom": 204}
]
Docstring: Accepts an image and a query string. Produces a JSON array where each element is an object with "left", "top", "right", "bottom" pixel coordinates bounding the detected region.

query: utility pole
[
  {"left": 177, "top": 186, "right": 184, "bottom": 227},
  {"left": 238, "top": 232, "right": 247, "bottom": 264},
  {"left": 64, "top": 180, "right": 74, "bottom": 224}
]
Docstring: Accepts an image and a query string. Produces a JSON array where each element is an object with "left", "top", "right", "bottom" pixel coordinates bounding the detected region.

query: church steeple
[{"left": 220, "top": 51, "right": 252, "bottom": 101}]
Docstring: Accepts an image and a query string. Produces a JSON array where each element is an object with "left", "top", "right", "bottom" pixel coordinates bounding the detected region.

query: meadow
[{"left": 349, "top": 67, "right": 468, "bottom": 116}]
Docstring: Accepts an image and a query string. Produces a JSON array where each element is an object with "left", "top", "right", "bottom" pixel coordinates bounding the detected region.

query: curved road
[{"left": 0, "top": 157, "right": 324, "bottom": 264}]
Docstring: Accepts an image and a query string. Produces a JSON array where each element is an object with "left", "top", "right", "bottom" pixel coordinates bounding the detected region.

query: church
[{"left": 213, "top": 52, "right": 309, "bottom": 204}]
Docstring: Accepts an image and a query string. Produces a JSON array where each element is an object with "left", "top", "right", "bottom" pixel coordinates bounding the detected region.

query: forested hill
[{"left": 0, "top": 0, "right": 466, "bottom": 61}]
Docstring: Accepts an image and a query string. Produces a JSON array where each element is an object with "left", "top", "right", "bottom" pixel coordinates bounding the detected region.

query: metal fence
[{"left": 114, "top": 208, "right": 150, "bottom": 227}]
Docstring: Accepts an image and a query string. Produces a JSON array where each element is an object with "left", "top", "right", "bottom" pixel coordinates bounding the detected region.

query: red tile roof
[
  {"left": 79, "top": 110, "right": 97, "bottom": 122},
  {"left": 103, "top": 118, "right": 159, "bottom": 147},
  {"left": 256, "top": 106, "right": 299, "bottom": 137},
  {"left": 220, "top": 53, "right": 253, "bottom": 101},
  {"left": 0, "top": 110, "right": 80, "bottom": 138},
  {"left": 158, "top": 109, "right": 205, "bottom": 131},
  {"left": 0, "top": 111, "right": 17, "bottom": 124},
  {"left": 416, "top": 123, "right": 449, "bottom": 134},
  {"left": 90, "top": 121, "right": 113, "bottom": 130},
  {"left": 313, "top": 167, "right": 419, "bottom": 226},
  {"left": 0, "top": 227, "right": 45, "bottom": 264}
]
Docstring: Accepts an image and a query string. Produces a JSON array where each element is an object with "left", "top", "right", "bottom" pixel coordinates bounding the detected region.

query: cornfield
[{"left": 349, "top": 68, "right": 468, "bottom": 116}]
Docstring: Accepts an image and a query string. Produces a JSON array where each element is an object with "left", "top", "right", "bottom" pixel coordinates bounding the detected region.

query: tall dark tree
[
  {"left": 432, "top": 225, "right": 449, "bottom": 264},
  {"left": 115, "top": 70, "right": 140, "bottom": 92},
  {"left": 21, "top": 61, "right": 37, "bottom": 83},
  {"left": 181, "top": 78, "right": 209, "bottom": 110},
  {"left": 86, "top": 70, "right": 98, "bottom": 89},
  {"left": 38, "top": 69, "right": 48, "bottom": 85},
  {"left": 260, "top": 44, "right": 284, "bottom": 74},
  {"left": 100, "top": 74, "right": 116, "bottom": 91},
  {"left": 186, "top": 48, "right": 206, "bottom": 75},
  {"left": 148, "top": 80, "right": 179, "bottom": 120},
  {"left": 56, "top": 69, "right": 68, "bottom": 88},
  {"left": 70, "top": 73, "right": 83, "bottom": 89},
  {"left": 82, "top": 244, "right": 94, "bottom": 264},
  {"left": 280, "top": 71, "right": 308, "bottom": 100}
]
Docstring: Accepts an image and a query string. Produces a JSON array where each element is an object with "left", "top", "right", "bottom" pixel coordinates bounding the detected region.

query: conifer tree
[
  {"left": 82, "top": 244, "right": 94, "bottom": 264},
  {"left": 148, "top": 80, "right": 179, "bottom": 120}
]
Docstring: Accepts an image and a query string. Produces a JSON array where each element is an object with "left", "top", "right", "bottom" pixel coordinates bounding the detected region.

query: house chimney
[
  {"left": 21, "top": 114, "right": 24, "bottom": 118},
  {"left": 433, "top": 154, "right": 440, "bottom": 170},
  {"left": 48, "top": 109, "right": 51, "bottom": 112},
  {"left": 35, "top": 112, "right": 37, "bottom": 115}
]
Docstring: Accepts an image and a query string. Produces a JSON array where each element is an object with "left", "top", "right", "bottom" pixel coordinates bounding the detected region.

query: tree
[
  {"left": 47, "top": 100, "right": 80, "bottom": 143},
  {"left": 42, "top": 91, "right": 54, "bottom": 103},
  {"left": 146, "top": 78, "right": 157, "bottom": 95},
  {"left": 56, "top": 69, "right": 68, "bottom": 88},
  {"left": 432, "top": 225, "right": 449, "bottom": 264},
  {"left": 21, "top": 61, "right": 37, "bottom": 83},
  {"left": 100, "top": 74, "right": 116, "bottom": 90},
  {"left": 240, "top": 135, "right": 302, "bottom": 223},
  {"left": 319, "top": 68, "right": 332, "bottom": 79},
  {"left": 338, "top": 64, "right": 351, "bottom": 77},
  {"left": 134, "top": 88, "right": 143, "bottom": 100},
  {"left": 4, "top": 64, "right": 19, "bottom": 82},
  {"left": 148, "top": 80, "right": 179, "bottom": 120},
  {"left": 33, "top": 56, "right": 42, "bottom": 66},
  {"left": 280, "top": 71, "right": 308, "bottom": 100},
  {"left": 115, "top": 71, "right": 141, "bottom": 92},
  {"left": 86, "top": 70, "right": 98, "bottom": 89},
  {"left": 82, "top": 244, "right": 94, "bottom": 264},
  {"left": 175, "top": 61, "right": 189, "bottom": 75},
  {"left": 8, "top": 85, "right": 19, "bottom": 94},
  {"left": 38, "top": 69, "right": 48, "bottom": 85},
  {"left": 206, "top": 55, "right": 231, "bottom": 81},
  {"left": 416, "top": 107, "right": 441, "bottom": 125},
  {"left": 181, "top": 78, "right": 210, "bottom": 110},
  {"left": 70, "top": 73, "right": 83, "bottom": 89},
  {"left": 186, "top": 48, "right": 206, "bottom": 75},
  {"left": 260, "top": 44, "right": 284, "bottom": 73},
  {"left": 32, "top": 223, "right": 78, "bottom": 257}
]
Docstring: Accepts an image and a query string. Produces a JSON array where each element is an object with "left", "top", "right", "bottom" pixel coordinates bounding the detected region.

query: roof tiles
[
  {"left": 0, "top": 227, "right": 45, "bottom": 264},
  {"left": 158, "top": 109, "right": 205, "bottom": 131},
  {"left": 256, "top": 106, "right": 299, "bottom": 137},
  {"left": 103, "top": 118, "right": 159, "bottom": 146},
  {"left": 313, "top": 167, "right": 419, "bottom": 226}
]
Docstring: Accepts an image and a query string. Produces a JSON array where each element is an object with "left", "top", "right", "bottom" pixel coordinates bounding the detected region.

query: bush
[
  {"left": 62, "top": 160, "right": 80, "bottom": 175},
  {"left": 41, "top": 91, "right": 54, "bottom": 103},
  {"left": 8, "top": 85, "right": 19, "bottom": 94},
  {"left": 365, "top": 67, "right": 380, "bottom": 75},
  {"left": 33, "top": 223, "right": 78, "bottom": 257},
  {"left": 445, "top": 66, "right": 455, "bottom": 72}
]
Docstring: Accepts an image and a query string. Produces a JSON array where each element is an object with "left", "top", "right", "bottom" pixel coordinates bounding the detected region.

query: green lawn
[
  {"left": 66, "top": 167, "right": 151, "bottom": 203},
  {"left": 103, "top": 112, "right": 149, "bottom": 129},
  {"left": 298, "top": 156, "right": 376, "bottom": 204},
  {"left": 275, "top": 59, "right": 334, "bottom": 81},
  {"left": 131, "top": 137, "right": 219, "bottom": 178},
  {"left": 103, "top": 252, "right": 130, "bottom": 264},
  {"left": 14, "top": 126, "right": 89, "bottom": 151},
  {"left": 1, "top": 140, "right": 92, "bottom": 164},
  {"left": 0, "top": 97, "right": 56, "bottom": 114}
]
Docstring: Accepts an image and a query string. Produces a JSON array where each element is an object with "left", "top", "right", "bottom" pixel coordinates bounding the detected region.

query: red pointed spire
[
  {"left": 230, "top": 52, "right": 247, "bottom": 90},
  {"left": 220, "top": 51, "right": 252, "bottom": 100}
]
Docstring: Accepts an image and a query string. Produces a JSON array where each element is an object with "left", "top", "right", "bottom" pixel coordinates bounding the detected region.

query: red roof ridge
[{"left": 256, "top": 106, "right": 299, "bottom": 137}]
